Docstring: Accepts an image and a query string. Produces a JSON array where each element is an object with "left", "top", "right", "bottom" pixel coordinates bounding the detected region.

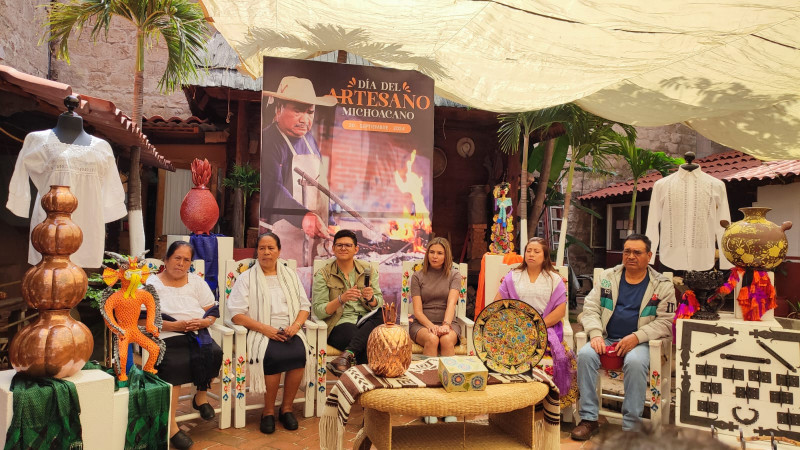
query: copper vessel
[
  {"left": 367, "top": 302, "right": 412, "bottom": 377},
  {"left": 9, "top": 185, "right": 93, "bottom": 378}
]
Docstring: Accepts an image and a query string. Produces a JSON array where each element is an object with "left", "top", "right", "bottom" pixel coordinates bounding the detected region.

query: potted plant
[{"left": 222, "top": 163, "right": 260, "bottom": 247}]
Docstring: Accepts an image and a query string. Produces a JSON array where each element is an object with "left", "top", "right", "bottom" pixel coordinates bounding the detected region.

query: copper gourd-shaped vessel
[
  {"left": 9, "top": 185, "right": 93, "bottom": 378},
  {"left": 367, "top": 302, "right": 412, "bottom": 377}
]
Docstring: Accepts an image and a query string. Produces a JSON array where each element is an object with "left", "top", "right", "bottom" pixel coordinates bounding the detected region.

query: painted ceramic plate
[{"left": 473, "top": 299, "right": 548, "bottom": 374}]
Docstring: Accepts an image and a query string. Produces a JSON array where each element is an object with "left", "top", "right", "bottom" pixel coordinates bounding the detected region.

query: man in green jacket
[
  {"left": 312, "top": 229, "right": 384, "bottom": 375},
  {"left": 571, "top": 234, "right": 675, "bottom": 440}
]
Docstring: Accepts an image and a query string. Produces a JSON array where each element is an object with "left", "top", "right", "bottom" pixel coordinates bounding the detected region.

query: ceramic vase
[
  {"left": 9, "top": 185, "right": 93, "bottom": 378},
  {"left": 180, "top": 158, "right": 219, "bottom": 234},
  {"left": 720, "top": 207, "right": 792, "bottom": 270},
  {"left": 367, "top": 303, "right": 411, "bottom": 377}
]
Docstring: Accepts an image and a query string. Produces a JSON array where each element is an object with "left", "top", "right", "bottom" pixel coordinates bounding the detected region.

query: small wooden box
[{"left": 438, "top": 356, "right": 488, "bottom": 392}]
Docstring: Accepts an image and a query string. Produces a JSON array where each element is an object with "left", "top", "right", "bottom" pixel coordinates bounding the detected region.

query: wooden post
[{"left": 232, "top": 99, "right": 248, "bottom": 247}]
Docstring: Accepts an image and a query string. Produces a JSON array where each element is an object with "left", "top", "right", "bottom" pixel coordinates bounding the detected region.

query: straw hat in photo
[{"left": 264, "top": 76, "right": 338, "bottom": 107}]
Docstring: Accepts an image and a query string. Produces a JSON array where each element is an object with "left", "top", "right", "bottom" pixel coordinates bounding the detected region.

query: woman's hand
[
  {"left": 284, "top": 322, "right": 301, "bottom": 338},
  {"left": 436, "top": 324, "right": 451, "bottom": 336},
  {"left": 262, "top": 324, "right": 287, "bottom": 342},
  {"left": 187, "top": 317, "right": 214, "bottom": 330}
]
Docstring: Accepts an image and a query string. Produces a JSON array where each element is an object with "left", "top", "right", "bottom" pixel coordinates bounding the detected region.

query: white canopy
[{"left": 199, "top": 0, "right": 800, "bottom": 160}]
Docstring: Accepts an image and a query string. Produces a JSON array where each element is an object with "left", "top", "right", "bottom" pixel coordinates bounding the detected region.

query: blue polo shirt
[{"left": 606, "top": 269, "right": 649, "bottom": 340}]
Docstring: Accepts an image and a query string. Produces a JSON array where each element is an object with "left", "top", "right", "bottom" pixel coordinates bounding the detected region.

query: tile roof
[
  {"left": 723, "top": 159, "right": 800, "bottom": 182},
  {"left": 0, "top": 64, "right": 173, "bottom": 171},
  {"left": 142, "top": 115, "right": 218, "bottom": 131},
  {"left": 578, "top": 150, "right": 764, "bottom": 200}
]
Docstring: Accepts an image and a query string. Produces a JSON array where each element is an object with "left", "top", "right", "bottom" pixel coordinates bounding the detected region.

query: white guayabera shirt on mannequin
[
  {"left": 645, "top": 166, "right": 733, "bottom": 271},
  {"left": 7, "top": 129, "right": 126, "bottom": 268}
]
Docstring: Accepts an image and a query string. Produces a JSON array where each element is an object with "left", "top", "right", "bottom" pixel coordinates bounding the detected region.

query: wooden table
[{"left": 353, "top": 382, "right": 550, "bottom": 450}]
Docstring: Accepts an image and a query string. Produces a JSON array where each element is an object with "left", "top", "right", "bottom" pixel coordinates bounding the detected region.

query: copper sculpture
[
  {"left": 9, "top": 185, "right": 93, "bottom": 378},
  {"left": 366, "top": 302, "right": 412, "bottom": 377}
]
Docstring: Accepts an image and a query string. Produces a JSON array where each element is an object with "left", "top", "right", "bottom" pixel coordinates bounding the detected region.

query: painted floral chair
[
  {"left": 398, "top": 259, "right": 475, "bottom": 356},
  {"left": 221, "top": 258, "right": 319, "bottom": 426},
  {"left": 574, "top": 268, "right": 673, "bottom": 430},
  {"left": 140, "top": 258, "right": 233, "bottom": 429}
]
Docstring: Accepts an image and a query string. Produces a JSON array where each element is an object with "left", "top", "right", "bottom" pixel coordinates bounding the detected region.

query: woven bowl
[{"left": 599, "top": 345, "right": 623, "bottom": 370}]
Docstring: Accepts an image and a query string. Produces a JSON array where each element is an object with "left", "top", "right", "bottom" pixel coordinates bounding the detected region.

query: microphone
[{"left": 363, "top": 266, "right": 371, "bottom": 288}]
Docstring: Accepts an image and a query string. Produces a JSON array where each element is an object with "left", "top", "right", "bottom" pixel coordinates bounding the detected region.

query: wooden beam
[
  {"left": 203, "top": 86, "right": 260, "bottom": 101},
  {"left": 236, "top": 100, "right": 247, "bottom": 165},
  {"left": 155, "top": 168, "right": 166, "bottom": 237}
]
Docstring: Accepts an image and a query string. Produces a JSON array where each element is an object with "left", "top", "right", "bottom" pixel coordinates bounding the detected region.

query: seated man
[
  {"left": 571, "top": 234, "right": 675, "bottom": 441},
  {"left": 312, "top": 229, "right": 384, "bottom": 376}
]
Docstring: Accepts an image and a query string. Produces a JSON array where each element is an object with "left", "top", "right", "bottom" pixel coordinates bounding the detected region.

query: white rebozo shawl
[{"left": 244, "top": 261, "right": 314, "bottom": 395}]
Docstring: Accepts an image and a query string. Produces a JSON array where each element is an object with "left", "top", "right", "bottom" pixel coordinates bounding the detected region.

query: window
[{"left": 606, "top": 202, "right": 649, "bottom": 250}]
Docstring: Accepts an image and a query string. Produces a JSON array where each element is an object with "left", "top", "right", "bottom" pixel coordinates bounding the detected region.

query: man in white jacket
[{"left": 571, "top": 234, "right": 675, "bottom": 440}]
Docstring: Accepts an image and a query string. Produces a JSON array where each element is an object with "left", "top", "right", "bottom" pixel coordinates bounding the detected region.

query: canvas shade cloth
[{"left": 199, "top": 0, "right": 800, "bottom": 161}]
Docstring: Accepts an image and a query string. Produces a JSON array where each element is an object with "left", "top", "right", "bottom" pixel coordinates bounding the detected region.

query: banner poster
[{"left": 259, "top": 56, "right": 434, "bottom": 294}]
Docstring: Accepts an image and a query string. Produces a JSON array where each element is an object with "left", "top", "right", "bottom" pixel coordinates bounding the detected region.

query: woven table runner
[
  {"left": 4, "top": 374, "right": 83, "bottom": 450},
  {"left": 319, "top": 357, "right": 560, "bottom": 450}
]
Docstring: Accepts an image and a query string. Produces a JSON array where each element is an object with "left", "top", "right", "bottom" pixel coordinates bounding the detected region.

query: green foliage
[
  {"left": 85, "top": 272, "right": 108, "bottom": 309},
  {"left": 43, "top": 0, "right": 209, "bottom": 92},
  {"left": 222, "top": 163, "right": 261, "bottom": 199},
  {"left": 602, "top": 134, "right": 684, "bottom": 180},
  {"left": 528, "top": 135, "right": 569, "bottom": 185}
]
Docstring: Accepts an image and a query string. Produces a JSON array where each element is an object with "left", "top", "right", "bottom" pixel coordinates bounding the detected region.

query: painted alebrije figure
[
  {"left": 490, "top": 182, "right": 515, "bottom": 254},
  {"left": 100, "top": 251, "right": 165, "bottom": 381}
]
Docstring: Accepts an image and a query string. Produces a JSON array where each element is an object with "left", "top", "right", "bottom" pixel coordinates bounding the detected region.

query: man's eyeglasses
[
  {"left": 334, "top": 243, "right": 355, "bottom": 250},
  {"left": 622, "top": 249, "right": 646, "bottom": 257}
]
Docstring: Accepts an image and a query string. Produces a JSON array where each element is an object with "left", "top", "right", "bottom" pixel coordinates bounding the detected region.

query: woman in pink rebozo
[{"left": 494, "top": 237, "right": 577, "bottom": 406}]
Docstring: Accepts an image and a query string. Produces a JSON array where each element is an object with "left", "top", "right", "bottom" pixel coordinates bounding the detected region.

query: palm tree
[
  {"left": 604, "top": 134, "right": 683, "bottom": 235},
  {"left": 521, "top": 103, "right": 636, "bottom": 266},
  {"left": 45, "top": 0, "right": 208, "bottom": 256},
  {"left": 498, "top": 113, "right": 560, "bottom": 245}
]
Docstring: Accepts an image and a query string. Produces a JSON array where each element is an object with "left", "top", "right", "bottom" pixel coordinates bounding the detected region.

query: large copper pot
[
  {"left": 367, "top": 302, "right": 412, "bottom": 377},
  {"left": 9, "top": 310, "right": 93, "bottom": 378},
  {"left": 9, "top": 185, "right": 93, "bottom": 378},
  {"left": 721, "top": 207, "right": 793, "bottom": 270}
]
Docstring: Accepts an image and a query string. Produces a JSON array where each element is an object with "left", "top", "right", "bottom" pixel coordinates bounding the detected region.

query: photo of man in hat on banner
[{"left": 260, "top": 75, "right": 336, "bottom": 264}]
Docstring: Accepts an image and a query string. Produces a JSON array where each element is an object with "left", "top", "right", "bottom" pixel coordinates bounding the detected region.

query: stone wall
[
  {"left": 0, "top": 0, "right": 50, "bottom": 78},
  {"left": 49, "top": 16, "right": 191, "bottom": 119}
]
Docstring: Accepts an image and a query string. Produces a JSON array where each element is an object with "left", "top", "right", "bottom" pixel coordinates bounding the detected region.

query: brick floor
[{"left": 173, "top": 387, "right": 622, "bottom": 449}]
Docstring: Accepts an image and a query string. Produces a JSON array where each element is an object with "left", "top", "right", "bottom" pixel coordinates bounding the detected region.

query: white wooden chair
[
  {"left": 483, "top": 256, "right": 577, "bottom": 421},
  {"left": 221, "top": 258, "right": 319, "bottom": 427},
  {"left": 398, "top": 260, "right": 475, "bottom": 356},
  {"left": 141, "top": 258, "right": 233, "bottom": 429},
  {"left": 574, "top": 268, "right": 673, "bottom": 430},
  {"left": 311, "top": 257, "right": 380, "bottom": 416}
]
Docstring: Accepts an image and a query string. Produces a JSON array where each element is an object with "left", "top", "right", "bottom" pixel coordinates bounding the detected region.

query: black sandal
[
  {"left": 192, "top": 395, "right": 215, "bottom": 421},
  {"left": 279, "top": 411, "right": 298, "bottom": 430},
  {"left": 260, "top": 415, "right": 276, "bottom": 434},
  {"left": 169, "top": 430, "right": 193, "bottom": 450}
]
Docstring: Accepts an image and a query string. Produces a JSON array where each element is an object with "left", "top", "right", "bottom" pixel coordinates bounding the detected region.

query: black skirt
[
  {"left": 263, "top": 335, "right": 306, "bottom": 375},
  {"left": 157, "top": 335, "right": 223, "bottom": 388}
]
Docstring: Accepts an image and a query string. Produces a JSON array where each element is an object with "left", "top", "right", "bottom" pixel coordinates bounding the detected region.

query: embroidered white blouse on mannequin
[
  {"left": 6, "top": 129, "right": 127, "bottom": 267},
  {"left": 645, "top": 166, "right": 732, "bottom": 271}
]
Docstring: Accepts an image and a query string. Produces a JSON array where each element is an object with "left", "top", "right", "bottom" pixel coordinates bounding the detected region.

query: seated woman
[
  {"left": 146, "top": 241, "right": 223, "bottom": 450},
  {"left": 409, "top": 237, "right": 462, "bottom": 424},
  {"left": 494, "top": 237, "right": 577, "bottom": 407},
  {"left": 226, "top": 232, "right": 314, "bottom": 435},
  {"left": 409, "top": 237, "right": 461, "bottom": 357}
]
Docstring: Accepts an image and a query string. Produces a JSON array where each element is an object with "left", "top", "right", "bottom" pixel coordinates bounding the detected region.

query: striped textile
[{"left": 319, "top": 358, "right": 560, "bottom": 450}]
